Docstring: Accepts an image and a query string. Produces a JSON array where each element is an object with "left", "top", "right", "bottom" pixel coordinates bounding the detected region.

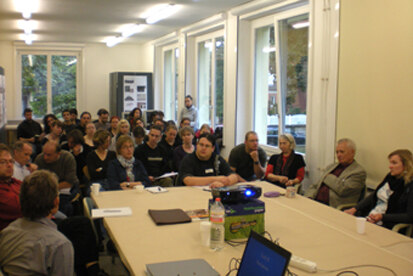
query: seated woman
[
  {"left": 86, "top": 130, "right": 116, "bottom": 190},
  {"left": 108, "top": 116, "right": 120, "bottom": 138},
  {"left": 265, "top": 134, "right": 305, "bottom": 188},
  {"left": 107, "top": 135, "right": 150, "bottom": 190},
  {"left": 173, "top": 126, "right": 195, "bottom": 171},
  {"left": 83, "top": 122, "right": 96, "bottom": 148},
  {"left": 109, "top": 119, "right": 131, "bottom": 151},
  {"left": 345, "top": 149, "right": 413, "bottom": 229},
  {"left": 41, "top": 120, "right": 64, "bottom": 146}
]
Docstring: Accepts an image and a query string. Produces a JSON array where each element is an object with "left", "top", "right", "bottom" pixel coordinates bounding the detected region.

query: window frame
[
  {"left": 15, "top": 44, "right": 82, "bottom": 119},
  {"left": 161, "top": 43, "right": 180, "bottom": 121},
  {"left": 250, "top": 6, "right": 310, "bottom": 154},
  {"left": 194, "top": 29, "right": 225, "bottom": 129}
]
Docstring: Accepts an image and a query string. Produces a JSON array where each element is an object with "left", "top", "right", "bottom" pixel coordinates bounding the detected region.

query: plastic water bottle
[{"left": 210, "top": 197, "right": 225, "bottom": 250}]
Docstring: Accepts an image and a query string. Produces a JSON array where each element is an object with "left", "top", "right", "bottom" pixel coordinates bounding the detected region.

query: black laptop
[{"left": 237, "top": 231, "right": 292, "bottom": 276}]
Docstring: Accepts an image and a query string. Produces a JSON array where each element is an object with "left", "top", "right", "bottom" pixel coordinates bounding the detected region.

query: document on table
[
  {"left": 145, "top": 186, "right": 168, "bottom": 193},
  {"left": 92, "top": 207, "right": 132, "bottom": 218}
]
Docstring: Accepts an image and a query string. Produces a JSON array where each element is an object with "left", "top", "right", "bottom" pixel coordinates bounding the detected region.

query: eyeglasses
[{"left": 0, "top": 159, "right": 14, "bottom": 165}]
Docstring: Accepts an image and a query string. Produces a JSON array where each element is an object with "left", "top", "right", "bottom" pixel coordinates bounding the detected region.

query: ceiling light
[
  {"left": 145, "top": 4, "right": 180, "bottom": 24},
  {"left": 106, "top": 36, "right": 124, "bottom": 48},
  {"left": 23, "top": 33, "right": 33, "bottom": 45},
  {"left": 292, "top": 21, "right": 309, "bottom": 29},
  {"left": 121, "top": 24, "right": 145, "bottom": 38},
  {"left": 18, "top": 20, "right": 35, "bottom": 34},
  {"left": 14, "top": 0, "right": 39, "bottom": 19}
]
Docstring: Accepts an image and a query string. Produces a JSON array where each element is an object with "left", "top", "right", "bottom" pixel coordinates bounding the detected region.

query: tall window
[
  {"left": 253, "top": 13, "right": 309, "bottom": 153},
  {"left": 19, "top": 52, "right": 78, "bottom": 118},
  {"left": 163, "top": 46, "right": 179, "bottom": 121},
  {"left": 197, "top": 31, "right": 224, "bottom": 129}
]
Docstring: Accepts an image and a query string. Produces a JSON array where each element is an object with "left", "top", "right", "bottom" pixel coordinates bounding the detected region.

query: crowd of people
[{"left": 0, "top": 99, "right": 412, "bottom": 275}]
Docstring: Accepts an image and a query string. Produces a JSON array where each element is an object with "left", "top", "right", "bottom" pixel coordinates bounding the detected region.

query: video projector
[{"left": 212, "top": 185, "right": 262, "bottom": 203}]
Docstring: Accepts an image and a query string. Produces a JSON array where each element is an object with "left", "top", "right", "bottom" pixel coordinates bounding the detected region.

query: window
[
  {"left": 196, "top": 31, "right": 224, "bottom": 129},
  {"left": 18, "top": 50, "right": 79, "bottom": 118},
  {"left": 163, "top": 46, "right": 179, "bottom": 121},
  {"left": 253, "top": 13, "right": 309, "bottom": 153}
]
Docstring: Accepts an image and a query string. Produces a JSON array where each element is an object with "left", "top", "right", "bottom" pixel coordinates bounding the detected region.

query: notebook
[
  {"left": 148, "top": 209, "right": 192, "bottom": 225},
  {"left": 146, "top": 258, "right": 219, "bottom": 276},
  {"left": 237, "top": 231, "right": 291, "bottom": 276}
]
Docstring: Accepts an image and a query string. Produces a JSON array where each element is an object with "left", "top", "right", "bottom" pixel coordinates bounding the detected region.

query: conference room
[{"left": 0, "top": 0, "right": 412, "bottom": 275}]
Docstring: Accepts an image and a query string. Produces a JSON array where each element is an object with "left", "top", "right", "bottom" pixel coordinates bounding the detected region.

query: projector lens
[{"left": 245, "top": 189, "right": 254, "bottom": 197}]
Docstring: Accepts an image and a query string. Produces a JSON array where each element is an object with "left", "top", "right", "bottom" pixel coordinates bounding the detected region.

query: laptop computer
[
  {"left": 146, "top": 258, "right": 219, "bottom": 276},
  {"left": 237, "top": 231, "right": 292, "bottom": 276}
]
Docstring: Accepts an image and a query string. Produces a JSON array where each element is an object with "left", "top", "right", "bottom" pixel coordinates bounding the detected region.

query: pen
[{"left": 103, "top": 210, "right": 121, "bottom": 213}]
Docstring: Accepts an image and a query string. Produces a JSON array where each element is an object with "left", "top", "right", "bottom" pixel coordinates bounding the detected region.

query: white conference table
[{"left": 92, "top": 182, "right": 413, "bottom": 275}]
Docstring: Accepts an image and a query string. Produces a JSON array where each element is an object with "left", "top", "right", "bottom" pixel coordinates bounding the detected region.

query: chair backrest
[{"left": 83, "top": 197, "right": 99, "bottom": 245}]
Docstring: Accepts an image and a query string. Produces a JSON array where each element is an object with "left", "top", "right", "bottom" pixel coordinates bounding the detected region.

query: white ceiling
[{"left": 0, "top": 0, "right": 253, "bottom": 45}]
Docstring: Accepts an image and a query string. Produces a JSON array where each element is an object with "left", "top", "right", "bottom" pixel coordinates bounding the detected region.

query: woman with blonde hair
[
  {"left": 345, "top": 149, "right": 413, "bottom": 229},
  {"left": 109, "top": 119, "right": 130, "bottom": 151},
  {"left": 265, "top": 134, "right": 306, "bottom": 188}
]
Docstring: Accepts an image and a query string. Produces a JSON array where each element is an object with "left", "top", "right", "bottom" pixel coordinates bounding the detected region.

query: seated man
[
  {"left": 35, "top": 141, "right": 79, "bottom": 216},
  {"left": 94, "top": 108, "right": 110, "bottom": 131},
  {"left": 134, "top": 125, "right": 173, "bottom": 187},
  {"left": 305, "top": 138, "right": 366, "bottom": 208},
  {"left": 0, "top": 170, "right": 74, "bottom": 275},
  {"left": 12, "top": 141, "right": 38, "bottom": 181},
  {"left": 0, "top": 144, "right": 22, "bottom": 231},
  {"left": 179, "top": 133, "right": 239, "bottom": 188},
  {"left": 228, "top": 131, "right": 267, "bottom": 181}
]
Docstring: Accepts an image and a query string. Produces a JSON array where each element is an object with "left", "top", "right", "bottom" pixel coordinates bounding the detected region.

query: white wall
[
  {"left": 0, "top": 42, "right": 16, "bottom": 120},
  {"left": 337, "top": 0, "right": 413, "bottom": 188}
]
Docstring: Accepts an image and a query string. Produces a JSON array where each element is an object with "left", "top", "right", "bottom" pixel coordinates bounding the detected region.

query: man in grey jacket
[{"left": 305, "top": 138, "right": 366, "bottom": 208}]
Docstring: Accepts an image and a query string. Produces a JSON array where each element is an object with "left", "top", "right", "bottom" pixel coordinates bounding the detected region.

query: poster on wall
[
  {"left": 0, "top": 73, "right": 6, "bottom": 129},
  {"left": 123, "top": 75, "right": 148, "bottom": 112}
]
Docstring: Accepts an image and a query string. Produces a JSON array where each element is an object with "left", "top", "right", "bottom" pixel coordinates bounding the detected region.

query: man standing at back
[
  {"left": 0, "top": 170, "right": 74, "bottom": 275},
  {"left": 228, "top": 131, "right": 267, "bottom": 181},
  {"left": 180, "top": 95, "right": 198, "bottom": 129},
  {"left": 17, "top": 108, "right": 42, "bottom": 155},
  {"left": 305, "top": 138, "right": 366, "bottom": 208}
]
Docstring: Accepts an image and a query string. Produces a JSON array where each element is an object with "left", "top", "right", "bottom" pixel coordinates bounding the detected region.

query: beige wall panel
[{"left": 337, "top": 0, "right": 413, "bottom": 187}]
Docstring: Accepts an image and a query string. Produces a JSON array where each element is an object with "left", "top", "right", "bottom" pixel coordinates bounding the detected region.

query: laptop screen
[{"left": 237, "top": 231, "right": 291, "bottom": 276}]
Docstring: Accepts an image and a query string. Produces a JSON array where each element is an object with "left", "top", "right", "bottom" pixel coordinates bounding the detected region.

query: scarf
[{"left": 117, "top": 155, "right": 135, "bottom": 182}]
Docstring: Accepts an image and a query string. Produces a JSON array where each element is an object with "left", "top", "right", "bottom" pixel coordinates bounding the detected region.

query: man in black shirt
[
  {"left": 76, "top": 111, "right": 91, "bottom": 135},
  {"left": 178, "top": 133, "right": 238, "bottom": 188},
  {"left": 134, "top": 125, "right": 173, "bottom": 187},
  {"left": 17, "top": 108, "right": 42, "bottom": 156}
]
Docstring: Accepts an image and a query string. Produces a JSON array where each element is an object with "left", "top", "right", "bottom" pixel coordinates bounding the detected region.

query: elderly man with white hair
[{"left": 305, "top": 138, "right": 367, "bottom": 208}]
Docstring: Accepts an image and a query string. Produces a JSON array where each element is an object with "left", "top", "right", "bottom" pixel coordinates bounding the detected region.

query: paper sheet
[{"left": 92, "top": 207, "right": 132, "bottom": 218}]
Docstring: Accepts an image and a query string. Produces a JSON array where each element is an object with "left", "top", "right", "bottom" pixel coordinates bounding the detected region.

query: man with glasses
[
  {"left": 178, "top": 133, "right": 239, "bottom": 188},
  {"left": 0, "top": 144, "right": 22, "bottom": 231}
]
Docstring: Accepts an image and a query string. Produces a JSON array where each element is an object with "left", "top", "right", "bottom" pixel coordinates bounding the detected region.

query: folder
[{"left": 148, "top": 209, "right": 192, "bottom": 225}]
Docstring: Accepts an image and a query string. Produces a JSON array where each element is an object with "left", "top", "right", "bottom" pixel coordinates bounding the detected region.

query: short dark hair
[
  {"left": 23, "top": 108, "right": 32, "bottom": 115},
  {"left": 97, "top": 108, "right": 109, "bottom": 116},
  {"left": 20, "top": 170, "right": 59, "bottom": 220},
  {"left": 245, "top": 131, "right": 258, "bottom": 141},
  {"left": 179, "top": 126, "right": 194, "bottom": 138},
  {"left": 0, "top": 143, "right": 12, "bottom": 155},
  {"left": 69, "top": 108, "right": 78, "bottom": 116},
  {"left": 132, "top": 126, "right": 145, "bottom": 138},
  {"left": 150, "top": 125, "right": 163, "bottom": 133},
  {"left": 62, "top": 109, "right": 70, "bottom": 116},
  {"left": 198, "top": 133, "right": 215, "bottom": 147},
  {"left": 80, "top": 111, "right": 91, "bottom": 118},
  {"left": 67, "top": 129, "right": 85, "bottom": 145},
  {"left": 165, "top": 124, "right": 177, "bottom": 133},
  {"left": 180, "top": 117, "right": 190, "bottom": 125},
  {"left": 185, "top": 95, "right": 193, "bottom": 101}
]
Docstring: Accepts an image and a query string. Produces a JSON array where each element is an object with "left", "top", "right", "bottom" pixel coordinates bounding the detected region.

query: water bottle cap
[{"left": 215, "top": 197, "right": 221, "bottom": 202}]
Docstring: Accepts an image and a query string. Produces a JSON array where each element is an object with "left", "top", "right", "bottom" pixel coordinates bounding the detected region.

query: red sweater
[{"left": 0, "top": 178, "right": 22, "bottom": 231}]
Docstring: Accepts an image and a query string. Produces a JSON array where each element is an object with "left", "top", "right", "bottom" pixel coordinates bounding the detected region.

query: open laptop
[{"left": 237, "top": 231, "right": 291, "bottom": 276}]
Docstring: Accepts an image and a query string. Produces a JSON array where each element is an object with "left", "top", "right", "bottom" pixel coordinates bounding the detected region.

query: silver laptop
[{"left": 146, "top": 258, "right": 219, "bottom": 276}]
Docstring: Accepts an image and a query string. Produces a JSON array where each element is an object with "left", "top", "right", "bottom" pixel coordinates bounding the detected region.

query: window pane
[
  {"left": 174, "top": 48, "right": 179, "bottom": 121},
  {"left": 279, "top": 14, "right": 309, "bottom": 153},
  {"left": 198, "top": 40, "right": 212, "bottom": 126},
  {"left": 21, "top": 54, "right": 47, "bottom": 118},
  {"left": 214, "top": 37, "right": 224, "bottom": 127},
  {"left": 164, "top": 49, "right": 173, "bottom": 120},
  {"left": 52, "top": 55, "right": 77, "bottom": 115},
  {"left": 254, "top": 25, "right": 277, "bottom": 146}
]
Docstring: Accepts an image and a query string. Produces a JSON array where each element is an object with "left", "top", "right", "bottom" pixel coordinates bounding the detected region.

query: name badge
[{"left": 205, "top": 168, "right": 214, "bottom": 174}]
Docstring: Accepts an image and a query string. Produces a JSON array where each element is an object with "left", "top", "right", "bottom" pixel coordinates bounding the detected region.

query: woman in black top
[
  {"left": 86, "top": 130, "right": 116, "bottom": 190},
  {"left": 345, "top": 149, "right": 413, "bottom": 229},
  {"left": 265, "top": 134, "right": 305, "bottom": 188}
]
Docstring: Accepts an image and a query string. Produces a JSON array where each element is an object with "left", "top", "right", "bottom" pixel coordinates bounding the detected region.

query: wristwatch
[{"left": 254, "top": 161, "right": 259, "bottom": 165}]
